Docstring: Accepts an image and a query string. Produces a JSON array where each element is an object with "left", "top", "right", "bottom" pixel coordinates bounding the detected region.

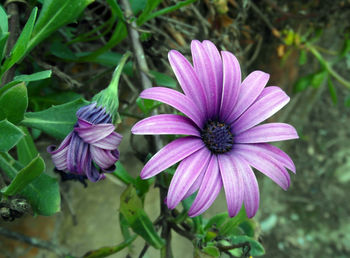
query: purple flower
[
  {"left": 131, "top": 40, "right": 299, "bottom": 218},
  {"left": 48, "top": 103, "right": 122, "bottom": 182}
]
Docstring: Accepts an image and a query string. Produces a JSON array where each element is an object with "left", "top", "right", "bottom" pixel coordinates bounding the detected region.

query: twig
[
  {"left": 0, "top": 226, "right": 69, "bottom": 256},
  {"left": 217, "top": 242, "right": 251, "bottom": 256},
  {"left": 1, "top": 2, "right": 20, "bottom": 85},
  {"left": 169, "top": 222, "right": 195, "bottom": 241},
  {"left": 138, "top": 243, "right": 150, "bottom": 258},
  {"left": 34, "top": 59, "right": 83, "bottom": 88}
]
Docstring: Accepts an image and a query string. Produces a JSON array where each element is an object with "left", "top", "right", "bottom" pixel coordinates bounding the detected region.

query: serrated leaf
[
  {"left": 1, "top": 8, "right": 37, "bottom": 75},
  {"left": 0, "top": 82, "right": 28, "bottom": 125},
  {"left": 120, "top": 185, "right": 165, "bottom": 249},
  {"left": 28, "top": 0, "right": 93, "bottom": 52},
  {"left": 0, "top": 120, "right": 24, "bottom": 152},
  {"left": 2, "top": 154, "right": 44, "bottom": 196},
  {"left": 0, "top": 153, "right": 60, "bottom": 216},
  {"left": 14, "top": 70, "right": 52, "bottom": 82},
  {"left": 21, "top": 98, "right": 89, "bottom": 140},
  {"left": 16, "top": 127, "right": 38, "bottom": 165}
]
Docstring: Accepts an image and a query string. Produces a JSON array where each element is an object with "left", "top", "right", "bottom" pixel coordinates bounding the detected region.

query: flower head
[
  {"left": 132, "top": 40, "right": 298, "bottom": 218},
  {"left": 48, "top": 103, "right": 122, "bottom": 182}
]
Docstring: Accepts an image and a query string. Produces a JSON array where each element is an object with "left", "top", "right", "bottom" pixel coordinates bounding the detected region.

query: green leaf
[
  {"left": 0, "top": 82, "right": 28, "bottom": 124},
  {"left": 137, "top": 0, "right": 162, "bottom": 25},
  {"left": 120, "top": 185, "right": 165, "bottom": 249},
  {"left": 0, "top": 153, "right": 60, "bottom": 216},
  {"left": 0, "top": 5, "right": 8, "bottom": 33},
  {"left": 22, "top": 98, "right": 89, "bottom": 140},
  {"left": 345, "top": 94, "right": 350, "bottom": 107},
  {"left": 339, "top": 37, "right": 350, "bottom": 58},
  {"left": 219, "top": 208, "right": 247, "bottom": 236},
  {"left": 311, "top": 70, "right": 327, "bottom": 88},
  {"left": 150, "top": 70, "right": 177, "bottom": 88},
  {"left": 202, "top": 246, "right": 220, "bottom": 257},
  {"left": 16, "top": 127, "right": 38, "bottom": 165},
  {"left": 112, "top": 161, "right": 136, "bottom": 185},
  {"left": 14, "top": 70, "right": 52, "bottom": 82},
  {"left": 0, "top": 32, "right": 9, "bottom": 61},
  {"left": 0, "top": 8, "right": 38, "bottom": 76},
  {"left": 2, "top": 155, "right": 44, "bottom": 196},
  {"left": 299, "top": 50, "right": 307, "bottom": 65},
  {"left": 228, "top": 236, "right": 265, "bottom": 256},
  {"left": 136, "top": 98, "right": 161, "bottom": 115},
  {"left": 130, "top": 0, "right": 147, "bottom": 15},
  {"left": 293, "top": 74, "right": 313, "bottom": 93},
  {"left": 327, "top": 78, "right": 337, "bottom": 104},
  {"left": 204, "top": 212, "right": 229, "bottom": 230},
  {"left": 28, "top": 0, "right": 93, "bottom": 52},
  {"left": 238, "top": 220, "right": 256, "bottom": 238},
  {"left": 0, "top": 120, "right": 24, "bottom": 152}
]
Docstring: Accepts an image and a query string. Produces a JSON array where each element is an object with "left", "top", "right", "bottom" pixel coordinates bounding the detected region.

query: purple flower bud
[{"left": 48, "top": 103, "right": 122, "bottom": 182}]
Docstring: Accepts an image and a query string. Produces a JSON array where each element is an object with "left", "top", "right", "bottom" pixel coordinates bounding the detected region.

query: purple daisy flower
[
  {"left": 48, "top": 103, "right": 122, "bottom": 182},
  {"left": 131, "top": 40, "right": 298, "bottom": 218}
]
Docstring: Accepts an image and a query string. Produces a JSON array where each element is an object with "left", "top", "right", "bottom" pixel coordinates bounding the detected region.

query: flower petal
[
  {"left": 47, "top": 132, "right": 73, "bottom": 170},
  {"left": 234, "top": 144, "right": 290, "bottom": 190},
  {"left": 92, "top": 132, "right": 122, "bottom": 150},
  {"left": 218, "top": 153, "right": 244, "bottom": 217},
  {"left": 191, "top": 40, "right": 216, "bottom": 118},
  {"left": 140, "top": 87, "right": 205, "bottom": 128},
  {"left": 168, "top": 50, "right": 208, "bottom": 116},
  {"left": 90, "top": 146, "right": 118, "bottom": 169},
  {"left": 236, "top": 157, "right": 260, "bottom": 218},
  {"left": 132, "top": 114, "right": 200, "bottom": 136},
  {"left": 188, "top": 155, "right": 222, "bottom": 217},
  {"left": 167, "top": 148, "right": 211, "bottom": 209},
  {"left": 220, "top": 51, "right": 241, "bottom": 121},
  {"left": 232, "top": 86, "right": 290, "bottom": 134},
  {"left": 141, "top": 137, "right": 205, "bottom": 179},
  {"left": 181, "top": 170, "right": 204, "bottom": 200},
  {"left": 235, "top": 123, "right": 298, "bottom": 143},
  {"left": 75, "top": 119, "right": 115, "bottom": 143},
  {"left": 226, "top": 71, "right": 269, "bottom": 124},
  {"left": 202, "top": 40, "right": 223, "bottom": 116},
  {"left": 84, "top": 156, "right": 104, "bottom": 182},
  {"left": 66, "top": 133, "right": 83, "bottom": 173},
  {"left": 247, "top": 143, "right": 296, "bottom": 173}
]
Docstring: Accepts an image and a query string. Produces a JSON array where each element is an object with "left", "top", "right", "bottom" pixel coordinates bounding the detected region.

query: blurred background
[{"left": 0, "top": 0, "right": 350, "bottom": 257}]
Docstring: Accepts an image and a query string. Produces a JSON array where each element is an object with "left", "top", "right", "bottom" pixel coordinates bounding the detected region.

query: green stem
[{"left": 308, "top": 44, "right": 350, "bottom": 89}]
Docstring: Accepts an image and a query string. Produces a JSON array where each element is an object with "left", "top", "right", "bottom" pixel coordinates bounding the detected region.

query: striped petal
[
  {"left": 234, "top": 144, "right": 290, "bottom": 190},
  {"left": 132, "top": 114, "right": 200, "bottom": 136},
  {"left": 218, "top": 153, "right": 244, "bottom": 217},
  {"left": 226, "top": 71, "right": 269, "bottom": 124},
  {"left": 167, "top": 148, "right": 211, "bottom": 209},
  {"left": 169, "top": 50, "right": 208, "bottom": 116},
  {"left": 182, "top": 170, "right": 205, "bottom": 201},
  {"left": 234, "top": 155, "right": 259, "bottom": 218},
  {"left": 92, "top": 132, "right": 122, "bottom": 150},
  {"left": 90, "top": 146, "right": 118, "bottom": 169},
  {"left": 220, "top": 51, "right": 241, "bottom": 121},
  {"left": 140, "top": 87, "right": 205, "bottom": 128},
  {"left": 235, "top": 123, "right": 298, "bottom": 143},
  {"left": 232, "top": 86, "right": 290, "bottom": 134},
  {"left": 47, "top": 132, "right": 73, "bottom": 170},
  {"left": 75, "top": 119, "right": 115, "bottom": 143},
  {"left": 202, "top": 40, "right": 223, "bottom": 116},
  {"left": 141, "top": 137, "right": 205, "bottom": 179},
  {"left": 188, "top": 155, "right": 222, "bottom": 217},
  {"left": 191, "top": 40, "right": 216, "bottom": 118}
]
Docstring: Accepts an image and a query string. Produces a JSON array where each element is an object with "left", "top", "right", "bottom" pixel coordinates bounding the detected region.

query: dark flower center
[{"left": 201, "top": 121, "right": 234, "bottom": 154}]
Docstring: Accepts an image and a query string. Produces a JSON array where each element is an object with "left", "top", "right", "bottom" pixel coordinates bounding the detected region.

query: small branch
[
  {"left": 0, "top": 226, "right": 69, "bottom": 256},
  {"left": 217, "top": 242, "right": 251, "bottom": 256},
  {"left": 169, "top": 222, "right": 195, "bottom": 241},
  {"left": 138, "top": 243, "right": 150, "bottom": 258}
]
